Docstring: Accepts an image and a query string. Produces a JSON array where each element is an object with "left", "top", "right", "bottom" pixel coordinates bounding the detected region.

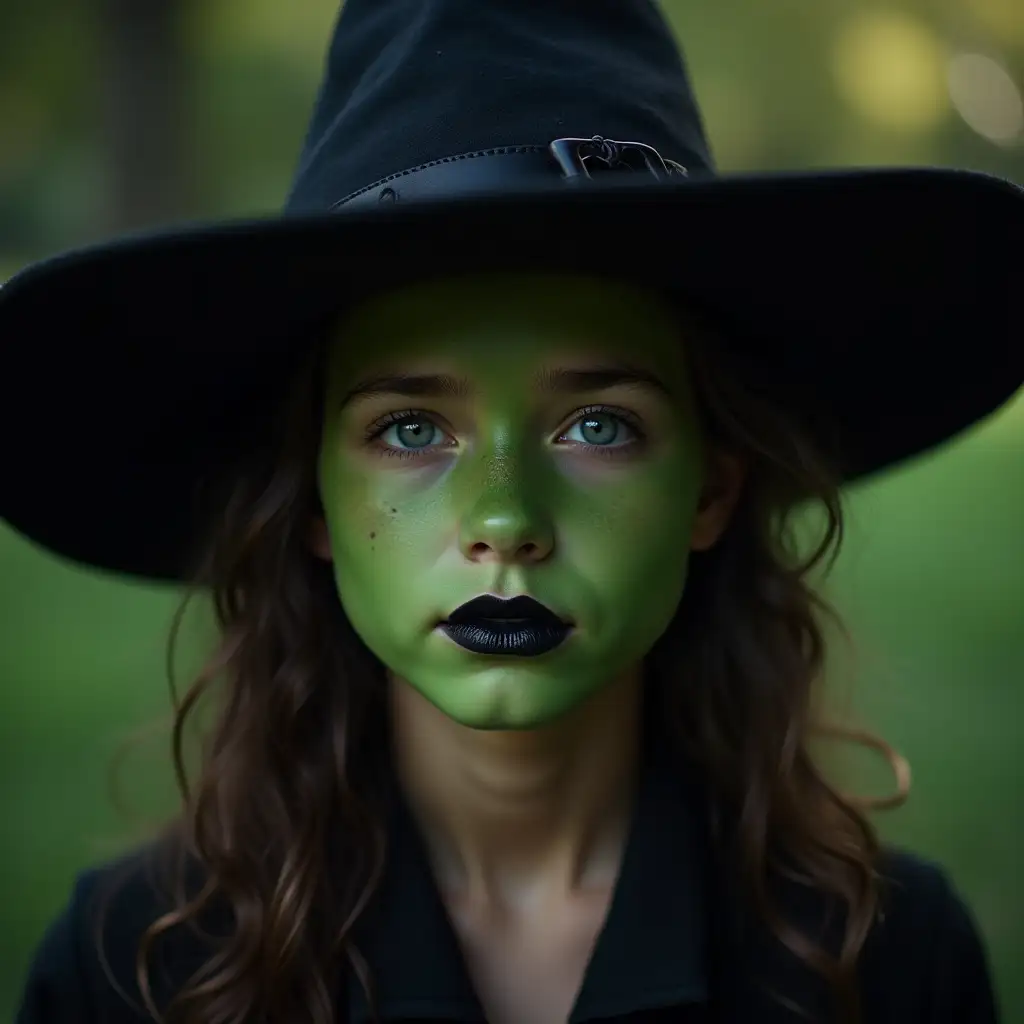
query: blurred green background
[{"left": 1, "top": 0, "right": 1022, "bottom": 1020}]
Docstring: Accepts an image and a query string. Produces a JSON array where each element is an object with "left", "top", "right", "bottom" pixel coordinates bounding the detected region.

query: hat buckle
[{"left": 549, "top": 135, "right": 688, "bottom": 180}]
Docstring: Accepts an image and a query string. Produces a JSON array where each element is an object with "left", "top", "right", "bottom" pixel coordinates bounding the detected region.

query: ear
[
  {"left": 308, "top": 515, "right": 334, "bottom": 562},
  {"left": 690, "top": 449, "right": 747, "bottom": 553}
]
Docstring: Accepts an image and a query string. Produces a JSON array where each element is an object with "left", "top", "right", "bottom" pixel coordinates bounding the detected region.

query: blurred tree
[{"left": 97, "top": 0, "right": 195, "bottom": 231}]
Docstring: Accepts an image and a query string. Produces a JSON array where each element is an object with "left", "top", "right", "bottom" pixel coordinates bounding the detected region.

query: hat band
[{"left": 332, "top": 137, "right": 688, "bottom": 210}]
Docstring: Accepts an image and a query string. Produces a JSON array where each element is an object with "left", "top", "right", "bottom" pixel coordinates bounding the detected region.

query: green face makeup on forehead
[{"left": 316, "top": 273, "right": 709, "bottom": 730}]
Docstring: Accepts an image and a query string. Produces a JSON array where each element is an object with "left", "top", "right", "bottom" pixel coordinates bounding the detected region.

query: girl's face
[{"left": 315, "top": 274, "right": 740, "bottom": 729}]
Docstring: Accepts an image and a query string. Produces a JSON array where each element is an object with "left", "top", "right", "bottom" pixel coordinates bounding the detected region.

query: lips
[{"left": 439, "top": 594, "right": 572, "bottom": 657}]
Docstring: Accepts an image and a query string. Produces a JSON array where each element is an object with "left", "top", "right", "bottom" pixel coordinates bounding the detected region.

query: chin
[
  {"left": 400, "top": 665, "right": 598, "bottom": 730},
  {"left": 458, "top": 714, "right": 558, "bottom": 732},
  {"left": 437, "top": 692, "right": 579, "bottom": 732}
]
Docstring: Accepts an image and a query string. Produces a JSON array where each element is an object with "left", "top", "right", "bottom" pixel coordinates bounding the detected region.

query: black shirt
[{"left": 16, "top": 744, "right": 999, "bottom": 1023}]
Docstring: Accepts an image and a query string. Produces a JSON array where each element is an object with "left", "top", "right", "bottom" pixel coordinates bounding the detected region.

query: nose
[
  {"left": 457, "top": 454, "right": 555, "bottom": 565},
  {"left": 460, "top": 509, "right": 553, "bottom": 564}
]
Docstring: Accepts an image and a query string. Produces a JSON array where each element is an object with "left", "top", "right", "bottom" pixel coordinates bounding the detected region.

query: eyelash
[{"left": 364, "top": 405, "right": 646, "bottom": 460}]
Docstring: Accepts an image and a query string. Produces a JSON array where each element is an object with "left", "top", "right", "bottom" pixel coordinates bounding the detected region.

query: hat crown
[{"left": 286, "top": 0, "right": 714, "bottom": 213}]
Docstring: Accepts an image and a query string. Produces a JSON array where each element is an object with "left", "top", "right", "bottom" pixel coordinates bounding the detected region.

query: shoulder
[
  {"left": 873, "top": 845, "right": 988, "bottom": 950},
  {"left": 875, "top": 844, "right": 966, "bottom": 919},
  {"left": 16, "top": 841, "right": 218, "bottom": 1024},
  {"left": 858, "top": 845, "right": 998, "bottom": 1022}
]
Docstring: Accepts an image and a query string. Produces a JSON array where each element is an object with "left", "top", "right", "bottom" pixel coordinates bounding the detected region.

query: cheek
[
  {"left": 320, "top": 468, "right": 384, "bottom": 562},
  {"left": 559, "top": 456, "right": 701, "bottom": 614},
  {"left": 563, "top": 446, "right": 701, "bottom": 539},
  {"left": 319, "top": 483, "right": 416, "bottom": 651},
  {"left": 320, "top": 457, "right": 452, "bottom": 582}
]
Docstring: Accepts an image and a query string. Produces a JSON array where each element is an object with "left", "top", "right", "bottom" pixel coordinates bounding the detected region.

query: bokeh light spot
[
  {"left": 948, "top": 53, "right": 1024, "bottom": 145},
  {"left": 832, "top": 11, "right": 949, "bottom": 133}
]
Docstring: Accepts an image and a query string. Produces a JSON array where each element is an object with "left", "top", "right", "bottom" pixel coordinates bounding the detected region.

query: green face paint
[{"left": 317, "top": 274, "right": 707, "bottom": 730}]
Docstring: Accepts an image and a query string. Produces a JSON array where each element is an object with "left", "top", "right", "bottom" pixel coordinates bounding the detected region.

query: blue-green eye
[
  {"left": 380, "top": 416, "right": 444, "bottom": 449},
  {"left": 562, "top": 410, "right": 636, "bottom": 448}
]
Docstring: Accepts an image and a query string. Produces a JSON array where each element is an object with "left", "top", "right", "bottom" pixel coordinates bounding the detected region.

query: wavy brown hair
[{"left": 96, "top": 302, "right": 910, "bottom": 1024}]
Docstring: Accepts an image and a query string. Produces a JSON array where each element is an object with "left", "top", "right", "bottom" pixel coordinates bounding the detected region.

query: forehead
[{"left": 325, "top": 273, "right": 689, "bottom": 386}]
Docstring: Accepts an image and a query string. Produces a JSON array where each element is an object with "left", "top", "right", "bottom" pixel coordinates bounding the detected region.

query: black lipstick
[{"left": 439, "top": 595, "right": 571, "bottom": 657}]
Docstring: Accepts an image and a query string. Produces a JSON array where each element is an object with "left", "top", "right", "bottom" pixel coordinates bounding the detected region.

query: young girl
[{"left": 6, "top": 1, "right": 1020, "bottom": 1022}]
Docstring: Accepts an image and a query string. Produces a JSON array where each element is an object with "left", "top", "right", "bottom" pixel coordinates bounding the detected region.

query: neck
[{"left": 389, "top": 669, "right": 643, "bottom": 907}]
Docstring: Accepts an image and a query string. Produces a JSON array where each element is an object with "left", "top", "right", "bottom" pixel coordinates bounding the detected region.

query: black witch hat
[{"left": 1, "top": 0, "right": 1021, "bottom": 581}]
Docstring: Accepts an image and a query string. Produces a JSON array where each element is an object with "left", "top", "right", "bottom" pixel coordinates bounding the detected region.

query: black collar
[{"left": 346, "top": 744, "right": 709, "bottom": 1023}]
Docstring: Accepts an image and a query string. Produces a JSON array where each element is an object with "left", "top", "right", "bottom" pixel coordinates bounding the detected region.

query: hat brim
[{"left": 1, "top": 167, "right": 1021, "bottom": 582}]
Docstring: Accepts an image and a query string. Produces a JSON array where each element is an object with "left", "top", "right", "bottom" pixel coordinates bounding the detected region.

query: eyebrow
[{"left": 340, "top": 363, "right": 672, "bottom": 408}]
